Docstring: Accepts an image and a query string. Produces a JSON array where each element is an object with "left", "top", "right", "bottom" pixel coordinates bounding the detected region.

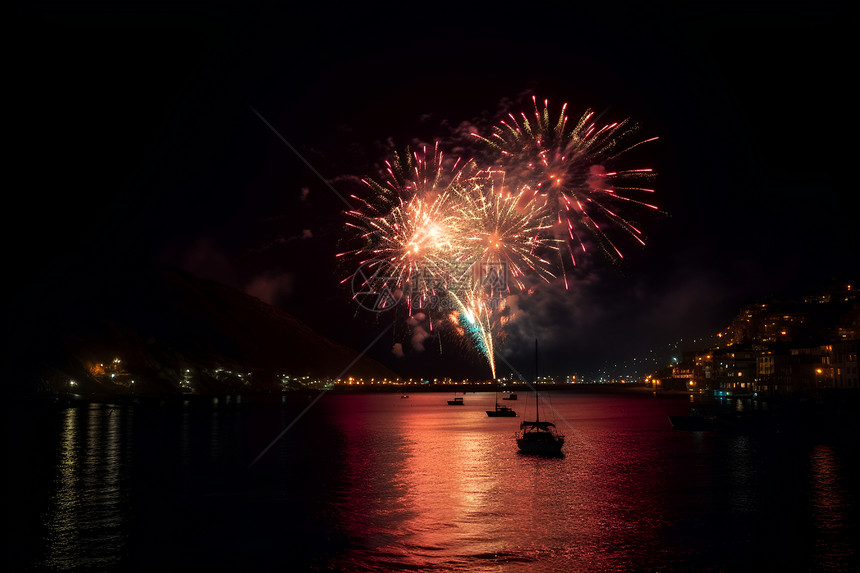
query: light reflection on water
[
  {"left": 10, "top": 392, "right": 859, "bottom": 571},
  {"left": 324, "top": 393, "right": 860, "bottom": 572},
  {"left": 41, "top": 404, "right": 132, "bottom": 570},
  {"left": 810, "top": 445, "right": 856, "bottom": 571},
  {"left": 325, "top": 393, "right": 739, "bottom": 571}
]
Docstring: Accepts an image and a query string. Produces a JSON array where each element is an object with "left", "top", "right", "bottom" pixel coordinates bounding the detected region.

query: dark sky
[{"left": 11, "top": 4, "right": 856, "bottom": 381}]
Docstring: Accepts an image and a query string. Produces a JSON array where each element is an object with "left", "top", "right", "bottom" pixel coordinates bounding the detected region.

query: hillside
[{"left": 3, "top": 261, "right": 398, "bottom": 398}]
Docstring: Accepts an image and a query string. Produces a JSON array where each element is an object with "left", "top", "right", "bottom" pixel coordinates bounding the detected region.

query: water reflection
[
  {"left": 13, "top": 393, "right": 859, "bottom": 571},
  {"left": 330, "top": 393, "right": 685, "bottom": 571},
  {"left": 727, "top": 435, "right": 758, "bottom": 516},
  {"left": 539, "top": 398, "right": 667, "bottom": 571},
  {"left": 398, "top": 429, "right": 502, "bottom": 563},
  {"left": 331, "top": 395, "right": 514, "bottom": 570},
  {"left": 41, "top": 405, "right": 132, "bottom": 570},
  {"left": 809, "top": 445, "right": 855, "bottom": 571}
]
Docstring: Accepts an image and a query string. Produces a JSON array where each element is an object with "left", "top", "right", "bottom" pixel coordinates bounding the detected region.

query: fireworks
[
  {"left": 339, "top": 96, "right": 658, "bottom": 377},
  {"left": 455, "top": 171, "right": 561, "bottom": 291},
  {"left": 473, "top": 95, "right": 659, "bottom": 266},
  {"left": 339, "top": 145, "right": 474, "bottom": 312}
]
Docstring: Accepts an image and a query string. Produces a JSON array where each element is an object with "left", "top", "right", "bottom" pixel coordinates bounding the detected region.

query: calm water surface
[{"left": 7, "top": 392, "right": 859, "bottom": 571}]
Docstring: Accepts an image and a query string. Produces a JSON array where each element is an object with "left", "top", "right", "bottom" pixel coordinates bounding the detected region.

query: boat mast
[{"left": 534, "top": 338, "right": 539, "bottom": 425}]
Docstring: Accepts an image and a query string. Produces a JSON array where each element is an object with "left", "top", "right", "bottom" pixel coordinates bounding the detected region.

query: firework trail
[
  {"left": 472, "top": 95, "right": 659, "bottom": 269},
  {"left": 448, "top": 290, "right": 498, "bottom": 379}
]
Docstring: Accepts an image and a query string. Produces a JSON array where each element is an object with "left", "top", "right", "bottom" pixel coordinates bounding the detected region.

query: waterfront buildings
[{"left": 650, "top": 283, "right": 859, "bottom": 395}]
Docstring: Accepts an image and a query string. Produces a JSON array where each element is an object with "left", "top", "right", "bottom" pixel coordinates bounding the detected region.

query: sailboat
[
  {"left": 486, "top": 391, "right": 517, "bottom": 417},
  {"left": 516, "top": 340, "right": 564, "bottom": 454}
]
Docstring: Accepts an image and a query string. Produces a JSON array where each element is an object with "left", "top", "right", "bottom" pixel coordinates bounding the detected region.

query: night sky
[{"left": 11, "top": 4, "right": 856, "bottom": 381}]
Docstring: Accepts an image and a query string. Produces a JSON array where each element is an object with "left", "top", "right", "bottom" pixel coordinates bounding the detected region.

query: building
[{"left": 832, "top": 339, "right": 859, "bottom": 389}]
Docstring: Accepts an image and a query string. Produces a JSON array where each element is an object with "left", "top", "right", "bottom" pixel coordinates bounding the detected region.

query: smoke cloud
[
  {"left": 406, "top": 312, "right": 431, "bottom": 352},
  {"left": 244, "top": 272, "right": 296, "bottom": 306}
]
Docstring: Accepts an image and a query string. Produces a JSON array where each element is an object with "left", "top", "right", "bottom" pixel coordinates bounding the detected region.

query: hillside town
[{"left": 648, "top": 283, "right": 859, "bottom": 396}]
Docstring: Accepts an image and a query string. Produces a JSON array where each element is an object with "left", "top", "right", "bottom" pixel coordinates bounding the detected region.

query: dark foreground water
[{"left": 6, "top": 392, "right": 859, "bottom": 571}]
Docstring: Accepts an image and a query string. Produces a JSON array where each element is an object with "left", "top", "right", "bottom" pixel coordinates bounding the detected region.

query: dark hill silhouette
[{"left": 4, "top": 261, "right": 398, "bottom": 398}]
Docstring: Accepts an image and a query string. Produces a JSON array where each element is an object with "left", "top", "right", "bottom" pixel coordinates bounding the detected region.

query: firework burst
[
  {"left": 454, "top": 171, "right": 561, "bottom": 292},
  {"left": 472, "top": 95, "right": 659, "bottom": 267},
  {"left": 338, "top": 145, "right": 474, "bottom": 311}
]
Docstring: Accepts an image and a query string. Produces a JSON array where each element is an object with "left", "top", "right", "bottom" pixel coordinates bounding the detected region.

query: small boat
[
  {"left": 486, "top": 393, "right": 517, "bottom": 417},
  {"left": 401, "top": 395, "right": 409, "bottom": 399},
  {"left": 487, "top": 404, "right": 517, "bottom": 417},
  {"left": 502, "top": 392, "right": 517, "bottom": 401},
  {"left": 668, "top": 408, "right": 717, "bottom": 431},
  {"left": 516, "top": 340, "right": 564, "bottom": 454},
  {"left": 447, "top": 396, "right": 464, "bottom": 406}
]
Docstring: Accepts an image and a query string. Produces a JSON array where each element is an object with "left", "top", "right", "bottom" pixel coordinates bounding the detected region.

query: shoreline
[{"left": 10, "top": 384, "right": 860, "bottom": 412}]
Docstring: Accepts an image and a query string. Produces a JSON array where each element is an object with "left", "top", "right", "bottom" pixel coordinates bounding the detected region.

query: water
[{"left": 7, "top": 392, "right": 859, "bottom": 571}]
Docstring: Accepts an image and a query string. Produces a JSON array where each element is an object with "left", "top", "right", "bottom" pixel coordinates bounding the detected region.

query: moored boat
[
  {"left": 516, "top": 420, "right": 565, "bottom": 454},
  {"left": 515, "top": 340, "right": 564, "bottom": 454},
  {"left": 668, "top": 408, "right": 717, "bottom": 431},
  {"left": 487, "top": 392, "right": 517, "bottom": 417}
]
